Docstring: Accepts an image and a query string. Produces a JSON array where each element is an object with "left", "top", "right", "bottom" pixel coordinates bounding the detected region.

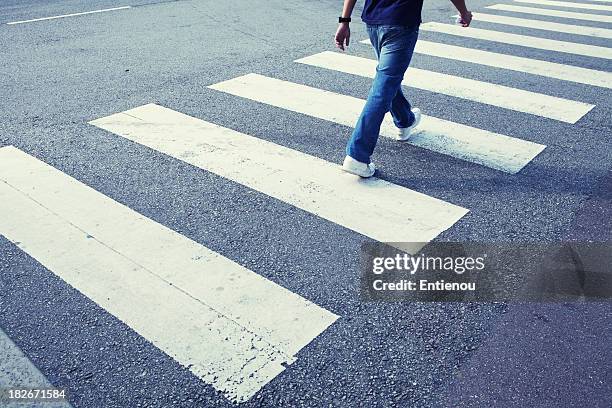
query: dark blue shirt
[{"left": 361, "top": 0, "right": 424, "bottom": 27}]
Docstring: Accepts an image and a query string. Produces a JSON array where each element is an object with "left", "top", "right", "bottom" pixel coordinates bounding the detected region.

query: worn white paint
[
  {"left": 408, "top": 40, "right": 612, "bottom": 89},
  {"left": 513, "top": 0, "right": 612, "bottom": 11},
  {"left": 0, "top": 146, "right": 338, "bottom": 403},
  {"left": 296, "top": 51, "right": 593, "bottom": 123},
  {"left": 420, "top": 22, "right": 612, "bottom": 59},
  {"left": 486, "top": 4, "right": 612, "bottom": 23},
  {"left": 90, "top": 104, "right": 469, "bottom": 251},
  {"left": 7, "top": 6, "right": 131, "bottom": 25},
  {"left": 473, "top": 12, "right": 612, "bottom": 38},
  {"left": 209, "top": 73, "right": 545, "bottom": 173}
]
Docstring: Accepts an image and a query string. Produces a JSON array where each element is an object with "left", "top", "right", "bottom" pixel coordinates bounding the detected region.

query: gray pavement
[
  {"left": 0, "top": 0, "right": 611, "bottom": 407},
  {"left": 0, "top": 328, "right": 73, "bottom": 408}
]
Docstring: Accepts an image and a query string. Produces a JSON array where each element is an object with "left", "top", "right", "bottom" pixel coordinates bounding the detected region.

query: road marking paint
[
  {"left": 487, "top": 4, "right": 612, "bottom": 22},
  {"left": 473, "top": 12, "right": 612, "bottom": 38},
  {"left": 410, "top": 40, "right": 612, "bottom": 89},
  {"left": 90, "top": 104, "right": 469, "bottom": 252},
  {"left": 513, "top": 0, "right": 612, "bottom": 11},
  {"left": 0, "top": 146, "right": 338, "bottom": 403},
  {"left": 208, "top": 74, "right": 545, "bottom": 173},
  {"left": 296, "top": 51, "right": 593, "bottom": 123},
  {"left": 7, "top": 6, "right": 131, "bottom": 25},
  {"left": 420, "top": 22, "right": 612, "bottom": 59}
]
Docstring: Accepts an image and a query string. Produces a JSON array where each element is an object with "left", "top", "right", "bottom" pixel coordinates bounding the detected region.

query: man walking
[{"left": 335, "top": 0, "right": 472, "bottom": 177}]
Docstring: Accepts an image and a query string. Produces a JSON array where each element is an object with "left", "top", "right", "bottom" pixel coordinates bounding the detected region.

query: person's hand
[
  {"left": 335, "top": 23, "right": 351, "bottom": 51},
  {"left": 458, "top": 10, "right": 472, "bottom": 27}
]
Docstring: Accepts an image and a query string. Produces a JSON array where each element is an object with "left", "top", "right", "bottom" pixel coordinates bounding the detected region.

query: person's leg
[
  {"left": 377, "top": 28, "right": 417, "bottom": 132},
  {"left": 390, "top": 88, "right": 415, "bottom": 129},
  {"left": 346, "top": 26, "right": 419, "bottom": 164}
]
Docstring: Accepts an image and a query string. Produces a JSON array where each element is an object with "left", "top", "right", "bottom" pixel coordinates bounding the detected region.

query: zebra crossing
[
  {"left": 1, "top": 2, "right": 610, "bottom": 405},
  {"left": 208, "top": 73, "right": 545, "bottom": 173},
  {"left": 512, "top": 0, "right": 612, "bottom": 11},
  {"left": 486, "top": 4, "right": 612, "bottom": 23},
  {"left": 413, "top": 40, "right": 612, "bottom": 88},
  {"left": 296, "top": 50, "right": 593, "bottom": 122},
  {"left": 0, "top": 145, "right": 338, "bottom": 403},
  {"left": 90, "top": 103, "right": 468, "bottom": 250},
  {"left": 472, "top": 12, "right": 612, "bottom": 38},
  {"left": 420, "top": 22, "right": 612, "bottom": 59}
]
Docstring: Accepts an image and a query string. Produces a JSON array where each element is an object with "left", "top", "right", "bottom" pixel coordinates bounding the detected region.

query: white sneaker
[
  {"left": 342, "top": 155, "right": 376, "bottom": 178},
  {"left": 397, "top": 108, "right": 422, "bottom": 141}
]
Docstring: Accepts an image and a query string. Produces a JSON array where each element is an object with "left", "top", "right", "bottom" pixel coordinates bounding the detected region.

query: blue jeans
[{"left": 346, "top": 24, "right": 419, "bottom": 164}]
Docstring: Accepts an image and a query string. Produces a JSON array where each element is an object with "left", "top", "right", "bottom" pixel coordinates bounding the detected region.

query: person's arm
[
  {"left": 450, "top": 0, "right": 472, "bottom": 26},
  {"left": 335, "top": 0, "right": 357, "bottom": 51}
]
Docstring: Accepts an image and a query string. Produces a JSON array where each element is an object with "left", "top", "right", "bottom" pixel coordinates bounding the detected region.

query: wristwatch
[{"left": 339, "top": 17, "right": 351, "bottom": 23}]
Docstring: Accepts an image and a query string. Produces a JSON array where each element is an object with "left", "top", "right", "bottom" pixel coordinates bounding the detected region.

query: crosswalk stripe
[
  {"left": 412, "top": 40, "right": 612, "bottom": 89},
  {"left": 513, "top": 0, "right": 612, "bottom": 11},
  {"left": 297, "top": 51, "right": 593, "bottom": 123},
  {"left": 90, "top": 103, "right": 469, "bottom": 252},
  {"left": 420, "top": 22, "right": 612, "bottom": 60},
  {"left": 0, "top": 146, "right": 338, "bottom": 403},
  {"left": 208, "top": 73, "right": 545, "bottom": 173},
  {"left": 487, "top": 4, "right": 612, "bottom": 22},
  {"left": 473, "top": 12, "right": 612, "bottom": 38}
]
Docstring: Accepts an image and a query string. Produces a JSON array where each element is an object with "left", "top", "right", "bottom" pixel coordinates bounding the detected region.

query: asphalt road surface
[{"left": 1, "top": 0, "right": 611, "bottom": 407}]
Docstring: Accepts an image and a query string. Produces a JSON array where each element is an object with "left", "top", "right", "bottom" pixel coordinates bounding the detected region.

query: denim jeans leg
[
  {"left": 390, "top": 88, "right": 414, "bottom": 129},
  {"left": 346, "top": 26, "right": 419, "bottom": 164}
]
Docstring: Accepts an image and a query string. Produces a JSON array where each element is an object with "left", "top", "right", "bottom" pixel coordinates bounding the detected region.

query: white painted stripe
[
  {"left": 90, "top": 104, "right": 468, "bottom": 251},
  {"left": 296, "top": 51, "right": 593, "bottom": 123},
  {"left": 487, "top": 4, "right": 612, "bottom": 22},
  {"left": 410, "top": 40, "right": 612, "bottom": 89},
  {"left": 473, "top": 12, "right": 612, "bottom": 38},
  {"left": 0, "top": 146, "right": 338, "bottom": 403},
  {"left": 6, "top": 6, "right": 131, "bottom": 25},
  {"left": 208, "top": 74, "right": 545, "bottom": 173},
  {"left": 514, "top": 0, "right": 612, "bottom": 11},
  {"left": 420, "top": 22, "right": 612, "bottom": 59}
]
